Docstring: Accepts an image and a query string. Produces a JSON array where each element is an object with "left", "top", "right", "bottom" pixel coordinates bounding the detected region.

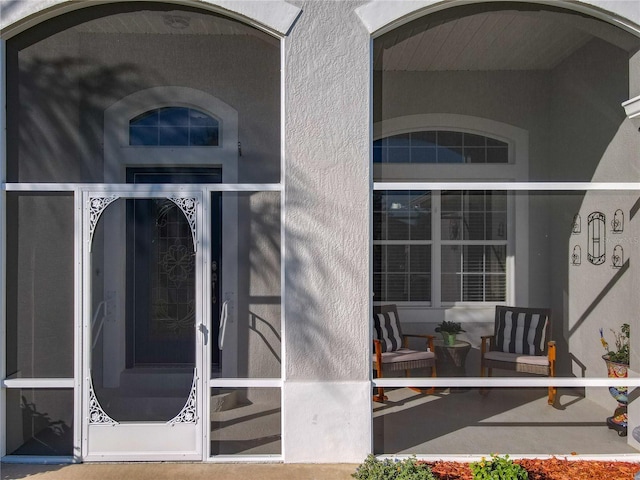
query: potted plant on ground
[
  {"left": 435, "top": 320, "right": 465, "bottom": 346},
  {"left": 600, "top": 323, "right": 629, "bottom": 436}
]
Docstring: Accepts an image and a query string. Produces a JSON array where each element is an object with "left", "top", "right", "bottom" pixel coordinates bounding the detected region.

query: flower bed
[{"left": 426, "top": 458, "right": 640, "bottom": 480}]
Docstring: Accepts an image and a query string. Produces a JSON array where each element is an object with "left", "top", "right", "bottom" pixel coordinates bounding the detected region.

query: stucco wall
[
  {"left": 7, "top": 20, "right": 280, "bottom": 183},
  {"left": 282, "top": 0, "right": 372, "bottom": 462},
  {"left": 3, "top": 0, "right": 640, "bottom": 463}
]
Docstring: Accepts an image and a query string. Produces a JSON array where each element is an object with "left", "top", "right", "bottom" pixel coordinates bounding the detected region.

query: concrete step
[
  {"left": 94, "top": 389, "right": 239, "bottom": 421},
  {"left": 211, "top": 390, "right": 237, "bottom": 413},
  {"left": 95, "top": 390, "right": 188, "bottom": 422},
  {"left": 119, "top": 366, "right": 194, "bottom": 394}
]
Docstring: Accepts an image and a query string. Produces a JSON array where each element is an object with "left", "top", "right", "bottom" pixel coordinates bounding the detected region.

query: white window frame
[
  {"left": 0, "top": 26, "right": 287, "bottom": 466},
  {"left": 373, "top": 114, "right": 529, "bottom": 310}
]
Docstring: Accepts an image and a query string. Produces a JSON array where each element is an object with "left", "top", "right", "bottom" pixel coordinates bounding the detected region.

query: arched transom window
[
  {"left": 129, "top": 107, "right": 220, "bottom": 146},
  {"left": 374, "top": 130, "right": 508, "bottom": 164}
]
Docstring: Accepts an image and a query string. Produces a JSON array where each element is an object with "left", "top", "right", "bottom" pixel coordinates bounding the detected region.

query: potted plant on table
[
  {"left": 435, "top": 320, "right": 465, "bottom": 346},
  {"left": 600, "top": 323, "right": 630, "bottom": 436}
]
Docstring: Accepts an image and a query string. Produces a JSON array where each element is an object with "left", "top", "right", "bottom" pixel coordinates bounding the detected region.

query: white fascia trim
[
  {"left": 209, "top": 378, "right": 282, "bottom": 388},
  {"left": 373, "top": 182, "right": 640, "bottom": 190},
  {"left": 373, "top": 377, "right": 640, "bottom": 388},
  {"left": 209, "top": 1, "right": 301, "bottom": 36},
  {"left": 355, "top": 0, "right": 640, "bottom": 37},
  {"left": 4, "top": 183, "right": 282, "bottom": 192},
  {"left": 2, "top": 378, "right": 75, "bottom": 388},
  {"left": 0, "top": 36, "right": 6, "bottom": 460},
  {"left": 355, "top": 0, "right": 439, "bottom": 35},
  {"left": 0, "top": 0, "right": 301, "bottom": 38},
  {"left": 623, "top": 94, "right": 640, "bottom": 119}
]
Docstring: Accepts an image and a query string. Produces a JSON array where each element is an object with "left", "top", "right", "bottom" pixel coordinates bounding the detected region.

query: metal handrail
[
  {"left": 91, "top": 301, "right": 107, "bottom": 350},
  {"left": 218, "top": 300, "right": 229, "bottom": 350}
]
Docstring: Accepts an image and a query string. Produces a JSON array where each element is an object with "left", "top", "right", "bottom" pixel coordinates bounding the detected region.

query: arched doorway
[
  {"left": 2, "top": 1, "right": 285, "bottom": 461},
  {"left": 371, "top": 2, "right": 640, "bottom": 456}
]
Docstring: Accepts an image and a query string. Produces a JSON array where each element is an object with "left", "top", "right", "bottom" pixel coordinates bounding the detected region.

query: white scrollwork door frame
[{"left": 81, "top": 188, "right": 205, "bottom": 461}]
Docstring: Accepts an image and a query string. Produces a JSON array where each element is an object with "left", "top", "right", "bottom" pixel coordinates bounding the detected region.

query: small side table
[{"left": 434, "top": 339, "right": 471, "bottom": 392}]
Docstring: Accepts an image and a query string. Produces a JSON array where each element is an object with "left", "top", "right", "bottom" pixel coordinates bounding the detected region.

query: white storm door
[{"left": 81, "top": 190, "right": 205, "bottom": 461}]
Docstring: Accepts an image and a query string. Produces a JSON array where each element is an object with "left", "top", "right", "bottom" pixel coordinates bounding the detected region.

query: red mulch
[{"left": 424, "top": 458, "right": 640, "bottom": 480}]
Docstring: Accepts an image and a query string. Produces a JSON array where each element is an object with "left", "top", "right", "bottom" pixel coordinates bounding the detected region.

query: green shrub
[
  {"left": 352, "top": 454, "right": 436, "bottom": 480},
  {"left": 470, "top": 454, "right": 528, "bottom": 480}
]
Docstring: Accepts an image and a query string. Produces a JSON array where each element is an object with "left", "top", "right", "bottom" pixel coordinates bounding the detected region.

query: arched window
[
  {"left": 373, "top": 130, "right": 508, "bottom": 164},
  {"left": 104, "top": 87, "right": 239, "bottom": 183},
  {"left": 373, "top": 117, "right": 529, "bottom": 307},
  {"left": 129, "top": 107, "right": 219, "bottom": 147}
]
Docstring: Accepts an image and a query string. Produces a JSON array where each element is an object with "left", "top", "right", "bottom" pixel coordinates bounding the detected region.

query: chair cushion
[
  {"left": 373, "top": 309, "right": 403, "bottom": 352},
  {"left": 495, "top": 308, "right": 548, "bottom": 355},
  {"left": 373, "top": 348, "right": 436, "bottom": 364},
  {"left": 484, "top": 350, "right": 549, "bottom": 366},
  {"left": 373, "top": 348, "right": 436, "bottom": 371}
]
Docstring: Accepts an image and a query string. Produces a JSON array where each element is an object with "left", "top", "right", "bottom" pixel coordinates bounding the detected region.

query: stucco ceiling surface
[
  {"left": 374, "top": 7, "right": 640, "bottom": 71},
  {"left": 0, "top": 0, "right": 301, "bottom": 37}
]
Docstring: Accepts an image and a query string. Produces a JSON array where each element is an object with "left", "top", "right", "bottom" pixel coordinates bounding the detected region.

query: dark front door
[{"left": 126, "top": 167, "right": 221, "bottom": 366}]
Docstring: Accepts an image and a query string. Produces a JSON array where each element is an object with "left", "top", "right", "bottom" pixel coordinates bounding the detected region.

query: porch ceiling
[
  {"left": 375, "top": 7, "right": 640, "bottom": 72},
  {"left": 73, "top": 7, "right": 277, "bottom": 45}
]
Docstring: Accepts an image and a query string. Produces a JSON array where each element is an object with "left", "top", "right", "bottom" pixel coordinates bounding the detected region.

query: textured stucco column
[{"left": 282, "top": 0, "right": 371, "bottom": 463}]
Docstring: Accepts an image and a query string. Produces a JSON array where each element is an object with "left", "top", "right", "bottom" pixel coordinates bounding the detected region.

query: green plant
[
  {"left": 600, "top": 323, "right": 630, "bottom": 364},
  {"left": 435, "top": 320, "right": 465, "bottom": 334},
  {"left": 470, "top": 454, "right": 528, "bottom": 480},
  {"left": 352, "top": 454, "right": 436, "bottom": 480}
]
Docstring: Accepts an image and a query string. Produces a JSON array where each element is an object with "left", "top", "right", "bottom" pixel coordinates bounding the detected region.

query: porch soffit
[
  {"left": 356, "top": 0, "right": 640, "bottom": 39},
  {"left": 361, "top": 1, "right": 640, "bottom": 72},
  {"left": 0, "top": 0, "right": 302, "bottom": 38}
]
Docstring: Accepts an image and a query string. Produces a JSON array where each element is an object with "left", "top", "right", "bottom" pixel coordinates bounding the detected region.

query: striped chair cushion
[
  {"left": 495, "top": 308, "right": 548, "bottom": 355},
  {"left": 373, "top": 309, "right": 403, "bottom": 352}
]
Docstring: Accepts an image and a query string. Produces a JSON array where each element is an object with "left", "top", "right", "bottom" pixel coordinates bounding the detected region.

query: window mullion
[{"left": 432, "top": 191, "right": 441, "bottom": 307}]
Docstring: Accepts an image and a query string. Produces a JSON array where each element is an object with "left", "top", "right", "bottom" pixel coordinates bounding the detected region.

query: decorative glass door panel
[
  {"left": 83, "top": 192, "right": 203, "bottom": 460},
  {"left": 129, "top": 198, "right": 195, "bottom": 366}
]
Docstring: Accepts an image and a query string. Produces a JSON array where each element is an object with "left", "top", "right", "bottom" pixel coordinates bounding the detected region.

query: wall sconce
[
  {"left": 612, "top": 245, "right": 624, "bottom": 269},
  {"left": 587, "top": 212, "right": 605, "bottom": 265},
  {"left": 572, "top": 214, "right": 581, "bottom": 234},
  {"left": 612, "top": 209, "right": 624, "bottom": 234},
  {"left": 571, "top": 245, "right": 581, "bottom": 266}
]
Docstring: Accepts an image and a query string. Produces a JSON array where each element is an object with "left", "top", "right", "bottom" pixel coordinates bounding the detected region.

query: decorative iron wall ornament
[
  {"left": 571, "top": 245, "right": 581, "bottom": 266},
  {"left": 612, "top": 209, "right": 624, "bottom": 234},
  {"left": 612, "top": 245, "right": 624, "bottom": 269},
  {"left": 88, "top": 376, "right": 118, "bottom": 425},
  {"left": 168, "top": 197, "right": 198, "bottom": 251},
  {"left": 572, "top": 213, "right": 581, "bottom": 234},
  {"left": 88, "top": 195, "right": 118, "bottom": 247},
  {"left": 587, "top": 212, "right": 606, "bottom": 265},
  {"left": 168, "top": 371, "right": 198, "bottom": 425}
]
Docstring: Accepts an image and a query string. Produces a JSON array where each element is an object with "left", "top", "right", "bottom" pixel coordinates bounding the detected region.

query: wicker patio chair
[
  {"left": 480, "top": 305, "right": 556, "bottom": 405},
  {"left": 373, "top": 304, "right": 437, "bottom": 402}
]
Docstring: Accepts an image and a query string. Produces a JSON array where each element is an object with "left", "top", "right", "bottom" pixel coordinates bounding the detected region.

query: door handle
[
  {"left": 198, "top": 323, "right": 209, "bottom": 346},
  {"left": 219, "top": 300, "right": 229, "bottom": 350}
]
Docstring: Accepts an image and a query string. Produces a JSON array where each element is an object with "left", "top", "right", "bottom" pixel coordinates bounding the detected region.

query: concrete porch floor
[
  {"left": 374, "top": 387, "right": 638, "bottom": 456},
  {"left": 3, "top": 387, "right": 639, "bottom": 479}
]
